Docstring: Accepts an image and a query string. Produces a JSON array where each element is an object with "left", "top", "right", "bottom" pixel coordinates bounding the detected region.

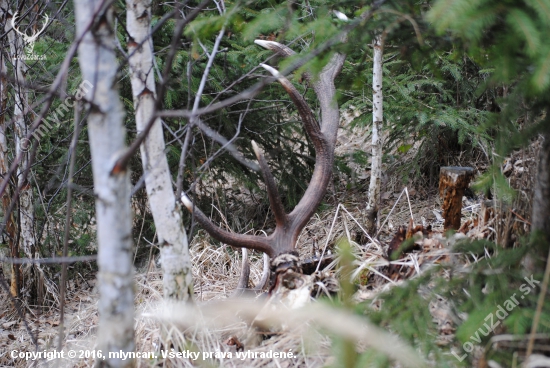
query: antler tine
[
  {"left": 254, "top": 40, "right": 296, "bottom": 57},
  {"left": 35, "top": 13, "right": 49, "bottom": 37},
  {"left": 253, "top": 252, "right": 270, "bottom": 291},
  {"left": 11, "top": 12, "right": 26, "bottom": 37},
  {"left": 259, "top": 63, "right": 323, "bottom": 148},
  {"left": 255, "top": 39, "right": 344, "bottom": 134},
  {"left": 181, "top": 192, "right": 275, "bottom": 257},
  {"left": 235, "top": 248, "right": 250, "bottom": 291},
  {"left": 256, "top": 41, "right": 345, "bottom": 241},
  {"left": 312, "top": 53, "right": 345, "bottom": 134},
  {"left": 251, "top": 140, "right": 287, "bottom": 226},
  {"left": 255, "top": 39, "right": 313, "bottom": 83}
]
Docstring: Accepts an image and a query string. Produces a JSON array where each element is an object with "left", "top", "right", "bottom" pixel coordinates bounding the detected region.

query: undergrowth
[{"left": 358, "top": 237, "right": 549, "bottom": 367}]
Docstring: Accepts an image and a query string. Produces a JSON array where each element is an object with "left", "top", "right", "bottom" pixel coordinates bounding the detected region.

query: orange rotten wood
[{"left": 439, "top": 166, "right": 475, "bottom": 231}]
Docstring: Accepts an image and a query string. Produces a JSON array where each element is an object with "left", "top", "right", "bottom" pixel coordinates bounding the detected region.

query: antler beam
[
  {"left": 182, "top": 40, "right": 345, "bottom": 260},
  {"left": 11, "top": 12, "right": 49, "bottom": 42}
]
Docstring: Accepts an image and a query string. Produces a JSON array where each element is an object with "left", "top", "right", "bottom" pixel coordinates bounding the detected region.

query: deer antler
[
  {"left": 11, "top": 12, "right": 26, "bottom": 38},
  {"left": 33, "top": 13, "right": 49, "bottom": 40},
  {"left": 181, "top": 41, "right": 344, "bottom": 261},
  {"left": 11, "top": 12, "right": 49, "bottom": 43}
]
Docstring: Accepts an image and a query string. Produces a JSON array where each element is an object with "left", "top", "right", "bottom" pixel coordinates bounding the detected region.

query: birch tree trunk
[
  {"left": 74, "top": 1, "right": 135, "bottom": 365},
  {"left": 4, "top": 5, "right": 36, "bottom": 264},
  {"left": 366, "top": 35, "right": 383, "bottom": 235},
  {"left": 126, "top": 0, "right": 192, "bottom": 301},
  {"left": 0, "top": 2, "right": 43, "bottom": 299},
  {"left": 0, "top": 41, "right": 19, "bottom": 297}
]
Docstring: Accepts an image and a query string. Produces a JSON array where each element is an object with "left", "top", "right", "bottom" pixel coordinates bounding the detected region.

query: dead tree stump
[{"left": 439, "top": 167, "right": 475, "bottom": 231}]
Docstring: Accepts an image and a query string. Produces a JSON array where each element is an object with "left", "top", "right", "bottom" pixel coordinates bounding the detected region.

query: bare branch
[
  {"left": 110, "top": 0, "right": 212, "bottom": 175},
  {"left": 0, "top": 255, "right": 97, "bottom": 264},
  {"left": 158, "top": 1, "right": 385, "bottom": 120},
  {"left": 58, "top": 104, "right": 81, "bottom": 350},
  {"left": 195, "top": 118, "right": 259, "bottom": 171}
]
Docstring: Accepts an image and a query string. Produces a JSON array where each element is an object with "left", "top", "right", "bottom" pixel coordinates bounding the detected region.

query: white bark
[
  {"left": 0, "top": 24, "right": 9, "bottom": 181},
  {"left": 126, "top": 0, "right": 192, "bottom": 300},
  {"left": 0, "top": 51, "right": 7, "bottom": 202},
  {"left": 3, "top": 5, "right": 35, "bottom": 259},
  {"left": 0, "top": 28, "right": 17, "bottom": 296},
  {"left": 366, "top": 35, "right": 383, "bottom": 234},
  {"left": 74, "top": 1, "right": 134, "bottom": 366}
]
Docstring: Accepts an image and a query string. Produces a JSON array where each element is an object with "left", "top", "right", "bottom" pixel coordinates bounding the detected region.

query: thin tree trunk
[
  {"left": 0, "top": 40, "right": 19, "bottom": 297},
  {"left": 532, "top": 133, "right": 550, "bottom": 242},
  {"left": 126, "top": 0, "right": 193, "bottom": 301},
  {"left": 74, "top": 1, "right": 135, "bottom": 366},
  {"left": 4, "top": 5, "right": 35, "bottom": 260},
  {"left": 366, "top": 35, "right": 383, "bottom": 235},
  {"left": 2, "top": 2, "right": 40, "bottom": 298}
]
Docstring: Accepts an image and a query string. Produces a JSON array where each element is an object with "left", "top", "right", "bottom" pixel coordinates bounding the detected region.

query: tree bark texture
[
  {"left": 74, "top": 1, "right": 135, "bottom": 366},
  {"left": 0, "top": 35, "right": 19, "bottom": 297},
  {"left": 4, "top": 4, "right": 35, "bottom": 261},
  {"left": 2, "top": 1, "right": 42, "bottom": 298},
  {"left": 366, "top": 35, "right": 383, "bottom": 235},
  {"left": 126, "top": 0, "right": 193, "bottom": 301}
]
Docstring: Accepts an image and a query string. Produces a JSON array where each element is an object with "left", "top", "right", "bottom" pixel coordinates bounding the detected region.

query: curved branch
[{"left": 181, "top": 193, "right": 274, "bottom": 256}]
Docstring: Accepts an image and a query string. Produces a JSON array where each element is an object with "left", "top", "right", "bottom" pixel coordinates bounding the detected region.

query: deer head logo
[{"left": 11, "top": 12, "right": 49, "bottom": 58}]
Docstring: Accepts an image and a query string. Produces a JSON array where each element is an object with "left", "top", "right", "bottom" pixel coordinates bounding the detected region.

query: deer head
[
  {"left": 11, "top": 12, "right": 49, "bottom": 56},
  {"left": 181, "top": 40, "right": 345, "bottom": 261}
]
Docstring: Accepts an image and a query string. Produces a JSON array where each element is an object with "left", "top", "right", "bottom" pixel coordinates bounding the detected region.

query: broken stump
[{"left": 439, "top": 166, "right": 475, "bottom": 231}]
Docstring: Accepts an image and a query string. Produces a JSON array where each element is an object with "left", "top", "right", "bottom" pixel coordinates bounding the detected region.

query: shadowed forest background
[{"left": 1, "top": 0, "right": 550, "bottom": 367}]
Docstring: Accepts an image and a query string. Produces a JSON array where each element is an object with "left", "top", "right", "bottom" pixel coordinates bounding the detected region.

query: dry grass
[
  {"left": 0, "top": 171, "right": 478, "bottom": 368},
  {"left": 0, "top": 193, "right": 435, "bottom": 368},
  {"left": 0, "top": 117, "right": 541, "bottom": 368},
  {"left": 0, "top": 189, "right": 526, "bottom": 368}
]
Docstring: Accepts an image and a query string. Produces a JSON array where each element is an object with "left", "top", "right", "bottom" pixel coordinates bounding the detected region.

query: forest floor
[
  {"left": 0, "top": 190, "right": 504, "bottom": 368},
  {"left": 0, "top": 132, "right": 540, "bottom": 367}
]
